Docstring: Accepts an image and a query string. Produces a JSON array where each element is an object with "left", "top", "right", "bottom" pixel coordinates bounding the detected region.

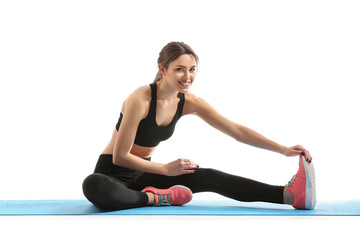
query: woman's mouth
[{"left": 178, "top": 81, "right": 191, "bottom": 88}]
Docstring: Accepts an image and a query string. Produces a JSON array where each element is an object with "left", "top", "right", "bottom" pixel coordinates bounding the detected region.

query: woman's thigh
[
  {"left": 128, "top": 168, "right": 222, "bottom": 192},
  {"left": 128, "top": 168, "right": 284, "bottom": 203}
]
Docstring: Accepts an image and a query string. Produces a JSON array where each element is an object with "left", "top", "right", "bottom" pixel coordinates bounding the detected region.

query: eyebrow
[{"left": 175, "top": 65, "right": 197, "bottom": 68}]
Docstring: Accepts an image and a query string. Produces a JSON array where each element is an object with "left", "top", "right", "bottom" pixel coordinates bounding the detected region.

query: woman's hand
[
  {"left": 282, "top": 145, "right": 312, "bottom": 163},
  {"left": 162, "top": 158, "right": 199, "bottom": 176}
]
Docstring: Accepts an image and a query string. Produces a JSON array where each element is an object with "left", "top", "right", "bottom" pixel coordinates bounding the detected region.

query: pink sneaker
[
  {"left": 286, "top": 155, "right": 316, "bottom": 210},
  {"left": 141, "top": 185, "right": 193, "bottom": 206}
]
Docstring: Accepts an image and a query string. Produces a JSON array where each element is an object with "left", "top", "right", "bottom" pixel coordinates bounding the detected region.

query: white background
[{"left": 1, "top": 0, "right": 359, "bottom": 239}]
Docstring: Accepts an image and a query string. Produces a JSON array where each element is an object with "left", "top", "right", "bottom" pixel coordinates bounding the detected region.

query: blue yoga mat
[{"left": 0, "top": 200, "right": 359, "bottom": 216}]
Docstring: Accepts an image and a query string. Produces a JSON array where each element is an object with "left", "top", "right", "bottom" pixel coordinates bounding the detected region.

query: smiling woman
[
  {"left": 153, "top": 42, "right": 199, "bottom": 84},
  {"left": 82, "top": 41, "right": 315, "bottom": 211},
  {"left": 158, "top": 54, "right": 197, "bottom": 92}
]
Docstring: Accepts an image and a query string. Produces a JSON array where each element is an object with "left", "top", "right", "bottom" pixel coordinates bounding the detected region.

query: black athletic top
[{"left": 115, "top": 83, "right": 185, "bottom": 147}]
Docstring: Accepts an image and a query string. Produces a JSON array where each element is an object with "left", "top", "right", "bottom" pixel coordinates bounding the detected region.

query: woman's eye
[{"left": 175, "top": 67, "right": 196, "bottom": 72}]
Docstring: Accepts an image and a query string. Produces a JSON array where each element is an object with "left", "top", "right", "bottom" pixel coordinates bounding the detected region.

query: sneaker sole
[{"left": 302, "top": 155, "right": 316, "bottom": 209}]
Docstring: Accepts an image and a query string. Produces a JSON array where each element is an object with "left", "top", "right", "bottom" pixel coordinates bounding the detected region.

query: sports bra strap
[{"left": 148, "top": 83, "right": 157, "bottom": 118}]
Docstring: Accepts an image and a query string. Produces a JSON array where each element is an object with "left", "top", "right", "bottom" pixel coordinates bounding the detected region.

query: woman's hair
[{"left": 153, "top": 42, "right": 199, "bottom": 83}]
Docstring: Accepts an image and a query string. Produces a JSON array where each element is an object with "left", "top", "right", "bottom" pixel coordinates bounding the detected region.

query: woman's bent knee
[
  {"left": 82, "top": 173, "right": 147, "bottom": 210},
  {"left": 82, "top": 173, "right": 106, "bottom": 195},
  {"left": 82, "top": 173, "right": 113, "bottom": 208}
]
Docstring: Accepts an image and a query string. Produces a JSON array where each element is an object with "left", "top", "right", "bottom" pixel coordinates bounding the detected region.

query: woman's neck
[{"left": 156, "top": 80, "right": 179, "bottom": 101}]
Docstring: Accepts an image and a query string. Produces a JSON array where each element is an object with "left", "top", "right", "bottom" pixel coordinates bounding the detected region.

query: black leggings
[{"left": 82, "top": 154, "right": 285, "bottom": 210}]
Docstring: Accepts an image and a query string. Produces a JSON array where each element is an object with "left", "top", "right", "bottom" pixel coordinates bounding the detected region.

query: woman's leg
[
  {"left": 82, "top": 173, "right": 149, "bottom": 210},
  {"left": 128, "top": 168, "right": 285, "bottom": 204}
]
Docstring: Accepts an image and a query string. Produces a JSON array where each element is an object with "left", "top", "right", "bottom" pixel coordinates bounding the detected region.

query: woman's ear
[{"left": 158, "top": 64, "right": 166, "bottom": 76}]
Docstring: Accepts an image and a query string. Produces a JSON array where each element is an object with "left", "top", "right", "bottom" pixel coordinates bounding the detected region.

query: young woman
[{"left": 82, "top": 42, "right": 316, "bottom": 211}]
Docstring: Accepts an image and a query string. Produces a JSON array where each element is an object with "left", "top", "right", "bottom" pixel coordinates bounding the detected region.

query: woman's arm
[
  {"left": 112, "top": 89, "right": 165, "bottom": 174},
  {"left": 184, "top": 93, "right": 312, "bottom": 161},
  {"left": 113, "top": 88, "right": 198, "bottom": 176}
]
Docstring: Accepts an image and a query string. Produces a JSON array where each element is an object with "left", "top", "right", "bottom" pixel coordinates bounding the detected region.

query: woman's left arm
[{"left": 184, "top": 93, "right": 312, "bottom": 162}]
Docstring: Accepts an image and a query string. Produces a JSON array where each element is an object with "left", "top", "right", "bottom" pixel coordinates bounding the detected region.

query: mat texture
[{"left": 0, "top": 200, "right": 359, "bottom": 216}]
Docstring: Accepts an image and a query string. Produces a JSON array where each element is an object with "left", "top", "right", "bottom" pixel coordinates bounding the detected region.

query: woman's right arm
[
  {"left": 112, "top": 91, "right": 166, "bottom": 175},
  {"left": 112, "top": 90, "right": 198, "bottom": 176}
]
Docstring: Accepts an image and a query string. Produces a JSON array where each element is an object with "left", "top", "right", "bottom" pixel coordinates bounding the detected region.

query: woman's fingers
[
  {"left": 284, "top": 145, "right": 313, "bottom": 163},
  {"left": 180, "top": 158, "right": 198, "bottom": 169},
  {"left": 290, "top": 145, "right": 312, "bottom": 163},
  {"left": 184, "top": 163, "right": 198, "bottom": 170},
  {"left": 291, "top": 150, "right": 302, "bottom": 156},
  {"left": 183, "top": 169, "right": 197, "bottom": 174},
  {"left": 303, "top": 151, "right": 312, "bottom": 163}
]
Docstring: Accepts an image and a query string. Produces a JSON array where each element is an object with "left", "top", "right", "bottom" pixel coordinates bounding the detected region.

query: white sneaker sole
[{"left": 302, "top": 155, "right": 316, "bottom": 209}]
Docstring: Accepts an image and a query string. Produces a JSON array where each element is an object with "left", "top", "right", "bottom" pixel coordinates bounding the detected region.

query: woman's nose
[{"left": 184, "top": 70, "right": 191, "bottom": 79}]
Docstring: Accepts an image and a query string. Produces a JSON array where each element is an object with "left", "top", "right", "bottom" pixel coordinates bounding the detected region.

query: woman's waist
[
  {"left": 102, "top": 141, "right": 156, "bottom": 159},
  {"left": 130, "top": 144, "right": 156, "bottom": 159},
  {"left": 94, "top": 154, "right": 151, "bottom": 174}
]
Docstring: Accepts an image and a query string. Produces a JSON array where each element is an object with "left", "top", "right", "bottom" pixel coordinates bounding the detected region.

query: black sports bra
[{"left": 115, "top": 83, "right": 185, "bottom": 147}]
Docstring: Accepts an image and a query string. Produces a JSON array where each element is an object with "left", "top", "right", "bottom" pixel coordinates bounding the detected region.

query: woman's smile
[{"left": 178, "top": 80, "right": 192, "bottom": 88}]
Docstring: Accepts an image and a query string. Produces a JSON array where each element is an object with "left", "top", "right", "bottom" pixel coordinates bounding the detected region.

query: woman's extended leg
[
  {"left": 130, "top": 155, "right": 316, "bottom": 209},
  {"left": 128, "top": 168, "right": 285, "bottom": 204}
]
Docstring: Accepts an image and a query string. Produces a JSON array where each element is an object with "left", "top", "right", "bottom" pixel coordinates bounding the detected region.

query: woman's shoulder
[
  {"left": 126, "top": 84, "right": 151, "bottom": 102},
  {"left": 184, "top": 91, "right": 206, "bottom": 104},
  {"left": 122, "top": 84, "right": 152, "bottom": 113},
  {"left": 183, "top": 92, "right": 208, "bottom": 115},
  {"left": 130, "top": 84, "right": 151, "bottom": 98}
]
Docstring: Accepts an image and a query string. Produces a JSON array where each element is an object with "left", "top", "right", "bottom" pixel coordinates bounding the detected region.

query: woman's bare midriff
[{"left": 101, "top": 129, "right": 156, "bottom": 159}]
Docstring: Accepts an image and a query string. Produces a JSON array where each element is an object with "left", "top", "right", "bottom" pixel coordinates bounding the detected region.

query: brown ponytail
[
  {"left": 153, "top": 70, "right": 162, "bottom": 83},
  {"left": 153, "top": 42, "right": 199, "bottom": 83}
]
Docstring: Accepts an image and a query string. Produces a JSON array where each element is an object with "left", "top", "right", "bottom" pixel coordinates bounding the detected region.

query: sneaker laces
[
  {"left": 155, "top": 192, "right": 172, "bottom": 206},
  {"left": 286, "top": 174, "right": 297, "bottom": 187}
]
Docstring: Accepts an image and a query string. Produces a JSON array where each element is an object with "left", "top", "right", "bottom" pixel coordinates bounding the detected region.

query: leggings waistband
[{"left": 99, "top": 154, "right": 151, "bottom": 161}]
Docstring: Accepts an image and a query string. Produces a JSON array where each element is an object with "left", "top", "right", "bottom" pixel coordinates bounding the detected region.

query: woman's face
[{"left": 160, "top": 54, "right": 197, "bottom": 93}]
